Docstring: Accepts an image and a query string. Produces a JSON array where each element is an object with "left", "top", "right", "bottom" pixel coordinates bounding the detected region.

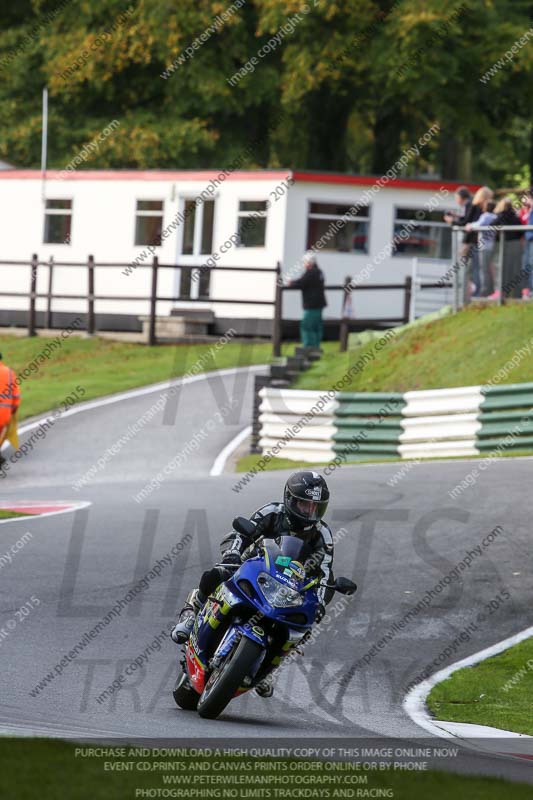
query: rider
[{"left": 171, "top": 471, "right": 335, "bottom": 697}]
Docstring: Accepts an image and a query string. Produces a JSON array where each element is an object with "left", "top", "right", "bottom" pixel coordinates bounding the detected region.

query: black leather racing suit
[{"left": 198, "top": 502, "right": 335, "bottom": 609}]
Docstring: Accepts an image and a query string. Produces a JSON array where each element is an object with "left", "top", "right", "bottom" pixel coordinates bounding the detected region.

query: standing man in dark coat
[
  {"left": 288, "top": 252, "right": 327, "bottom": 349},
  {"left": 444, "top": 186, "right": 482, "bottom": 295}
]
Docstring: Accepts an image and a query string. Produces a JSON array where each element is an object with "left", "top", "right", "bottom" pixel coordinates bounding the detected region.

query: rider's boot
[
  {"left": 255, "top": 672, "right": 275, "bottom": 698},
  {"left": 171, "top": 589, "right": 205, "bottom": 644}
]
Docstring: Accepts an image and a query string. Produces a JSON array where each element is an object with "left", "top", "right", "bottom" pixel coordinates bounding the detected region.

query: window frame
[
  {"left": 43, "top": 198, "right": 73, "bottom": 245},
  {"left": 391, "top": 204, "right": 451, "bottom": 260},
  {"left": 306, "top": 198, "right": 371, "bottom": 254},
  {"left": 236, "top": 199, "right": 269, "bottom": 248},
  {"left": 134, "top": 199, "right": 164, "bottom": 247},
  {"left": 179, "top": 197, "right": 216, "bottom": 257}
]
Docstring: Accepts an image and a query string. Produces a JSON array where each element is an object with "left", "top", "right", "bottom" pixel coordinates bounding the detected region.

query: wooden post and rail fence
[{"left": 0, "top": 256, "right": 446, "bottom": 354}]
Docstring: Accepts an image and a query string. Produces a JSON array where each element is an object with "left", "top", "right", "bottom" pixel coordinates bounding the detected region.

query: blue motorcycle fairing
[
  {"left": 227, "top": 556, "right": 318, "bottom": 628},
  {"left": 193, "top": 536, "right": 319, "bottom": 682}
]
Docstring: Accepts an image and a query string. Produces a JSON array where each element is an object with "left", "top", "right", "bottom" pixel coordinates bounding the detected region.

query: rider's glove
[
  {"left": 221, "top": 551, "right": 242, "bottom": 567},
  {"left": 315, "top": 603, "right": 326, "bottom": 623}
]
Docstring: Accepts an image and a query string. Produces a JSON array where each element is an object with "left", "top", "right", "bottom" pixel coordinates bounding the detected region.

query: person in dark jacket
[
  {"left": 492, "top": 198, "right": 523, "bottom": 299},
  {"left": 444, "top": 186, "right": 485, "bottom": 296},
  {"left": 289, "top": 252, "right": 327, "bottom": 349}
]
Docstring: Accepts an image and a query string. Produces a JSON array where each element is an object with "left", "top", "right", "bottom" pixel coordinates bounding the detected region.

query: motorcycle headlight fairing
[{"left": 256, "top": 572, "right": 303, "bottom": 608}]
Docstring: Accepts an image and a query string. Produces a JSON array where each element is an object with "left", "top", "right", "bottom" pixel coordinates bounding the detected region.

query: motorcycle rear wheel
[
  {"left": 197, "top": 637, "right": 262, "bottom": 719},
  {"left": 173, "top": 670, "right": 199, "bottom": 711}
]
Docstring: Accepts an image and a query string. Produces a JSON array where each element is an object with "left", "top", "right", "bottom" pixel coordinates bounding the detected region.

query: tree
[{"left": 0, "top": 0, "right": 531, "bottom": 185}]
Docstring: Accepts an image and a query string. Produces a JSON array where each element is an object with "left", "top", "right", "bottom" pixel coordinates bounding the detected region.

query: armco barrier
[
  {"left": 257, "top": 382, "right": 533, "bottom": 463},
  {"left": 333, "top": 392, "right": 405, "bottom": 459},
  {"left": 258, "top": 388, "right": 337, "bottom": 463},
  {"left": 477, "top": 383, "right": 533, "bottom": 451}
]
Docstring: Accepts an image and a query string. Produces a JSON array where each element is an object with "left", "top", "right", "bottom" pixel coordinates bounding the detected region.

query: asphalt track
[{"left": 1, "top": 365, "right": 532, "bottom": 783}]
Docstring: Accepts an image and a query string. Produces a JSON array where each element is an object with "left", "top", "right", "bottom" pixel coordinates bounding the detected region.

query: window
[
  {"left": 135, "top": 200, "right": 164, "bottom": 246},
  {"left": 198, "top": 265, "right": 211, "bottom": 298},
  {"left": 237, "top": 201, "right": 268, "bottom": 247},
  {"left": 307, "top": 202, "right": 370, "bottom": 253},
  {"left": 44, "top": 199, "right": 72, "bottom": 244},
  {"left": 392, "top": 208, "right": 451, "bottom": 259},
  {"left": 179, "top": 265, "right": 211, "bottom": 299},
  {"left": 181, "top": 199, "right": 215, "bottom": 255},
  {"left": 179, "top": 266, "right": 192, "bottom": 298},
  {"left": 201, "top": 200, "right": 215, "bottom": 254},
  {"left": 182, "top": 201, "right": 196, "bottom": 255}
]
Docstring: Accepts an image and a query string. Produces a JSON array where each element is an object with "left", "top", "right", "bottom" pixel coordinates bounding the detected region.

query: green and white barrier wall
[{"left": 258, "top": 382, "right": 533, "bottom": 463}]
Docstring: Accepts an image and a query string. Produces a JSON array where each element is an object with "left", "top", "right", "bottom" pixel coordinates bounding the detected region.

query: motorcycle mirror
[
  {"left": 334, "top": 577, "right": 357, "bottom": 596},
  {"left": 232, "top": 516, "right": 256, "bottom": 538}
]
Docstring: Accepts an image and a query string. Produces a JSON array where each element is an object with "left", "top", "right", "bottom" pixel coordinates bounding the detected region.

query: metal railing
[
  {"left": 451, "top": 224, "right": 533, "bottom": 309},
  {"left": 409, "top": 258, "right": 454, "bottom": 321}
]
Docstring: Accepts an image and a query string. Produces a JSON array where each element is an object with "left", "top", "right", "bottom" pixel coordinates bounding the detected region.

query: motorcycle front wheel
[
  {"left": 173, "top": 670, "right": 199, "bottom": 711},
  {"left": 197, "top": 637, "right": 263, "bottom": 719}
]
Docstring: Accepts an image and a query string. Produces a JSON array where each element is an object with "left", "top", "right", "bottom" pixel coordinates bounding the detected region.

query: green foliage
[{"left": 0, "top": 0, "right": 531, "bottom": 182}]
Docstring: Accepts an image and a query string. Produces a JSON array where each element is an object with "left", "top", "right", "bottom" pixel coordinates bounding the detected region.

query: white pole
[{"left": 41, "top": 86, "right": 48, "bottom": 202}]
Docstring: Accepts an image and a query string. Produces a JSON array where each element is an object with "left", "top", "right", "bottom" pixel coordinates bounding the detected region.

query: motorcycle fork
[
  {"left": 253, "top": 630, "right": 296, "bottom": 683},
  {"left": 203, "top": 590, "right": 233, "bottom": 631}
]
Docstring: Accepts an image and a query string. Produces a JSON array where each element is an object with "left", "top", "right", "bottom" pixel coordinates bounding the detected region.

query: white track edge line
[
  {"left": 403, "top": 624, "right": 533, "bottom": 739},
  {"left": 12, "top": 364, "right": 268, "bottom": 437},
  {"left": 0, "top": 501, "right": 91, "bottom": 525},
  {"left": 0, "top": 721, "right": 134, "bottom": 739},
  {"left": 210, "top": 425, "right": 252, "bottom": 476}
]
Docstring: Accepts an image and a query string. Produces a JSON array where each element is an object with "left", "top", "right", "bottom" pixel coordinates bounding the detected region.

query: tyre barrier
[{"left": 257, "top": 382, "right": 533, "bottom": 463}]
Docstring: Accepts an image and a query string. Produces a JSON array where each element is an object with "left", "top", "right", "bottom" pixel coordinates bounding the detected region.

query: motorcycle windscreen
[{"left": 265, "top": 536, "right": 305, "bottom": 572}]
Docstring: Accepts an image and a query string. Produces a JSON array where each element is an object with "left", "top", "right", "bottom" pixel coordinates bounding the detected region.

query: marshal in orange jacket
[{"left": 0, "top": 361, "right": 20, "bottom": 429}]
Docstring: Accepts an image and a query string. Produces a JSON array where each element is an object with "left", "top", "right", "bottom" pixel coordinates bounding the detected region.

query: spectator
[
  {"left": 520, "top": 189, "right": 533, "bottom": 299},
  {"left": 444, "top": 186, "right": 484, "bottom": 296},
  {"left": 491, "top": 197, "right": 523, "bottom": 299},
  {"left": 466, "top": 199, "right": 497, "bottom": 296},
  {"left": 518, "top": 190, "right": 531, "bottom": 225},
  {"left": 0, "top": 353, "right": 20, "bottom": 467},
  {"left": 288, "top": 252, "right": 327, "bottom": 350},
  {"left": 470, "top": 187, "right": 494, "bottom": 293}
]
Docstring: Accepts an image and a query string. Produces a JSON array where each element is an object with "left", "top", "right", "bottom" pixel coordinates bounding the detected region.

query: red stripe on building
[
  {"left": 0, "top": 169, "right": 291, "bottom": 182},
  {"left": 292, "top": 171, "right": 481, "bottom": 192},
  {"left": 0, "top": 168, "right": 480, "bottom": 191}
]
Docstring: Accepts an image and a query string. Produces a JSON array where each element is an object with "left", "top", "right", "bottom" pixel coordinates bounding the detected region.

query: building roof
[
  {"left": 0, "top": 167, "right": 480, "bottom": 191},
  {"left": 292, "top": 171, "right": 480, "bottom": 192}
]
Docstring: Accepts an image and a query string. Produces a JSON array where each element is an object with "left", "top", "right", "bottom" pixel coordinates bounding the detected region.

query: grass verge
[
  {"left": 294, "top": 304, "right": 533, "bottom": 392},
  {"left": 0, "top": 510, "right": 32, "bottom": 519},
  {"left": 234, "top": 445, "right": 533, "bottom": 476},
  {"left": 235, "top": 454, "right": 327, "bottom": 473},
  {"left": 241, "top": 305, "right": 533, "bottom": 473},
  {"left": 427, "top": 636, "right": 533, "bottom": 735},
  {"left": 1, "top": 335, "right": 273, "bottom": 421},
  {"left": 0, "top": 739, "right": 532, "bottom": 799}
]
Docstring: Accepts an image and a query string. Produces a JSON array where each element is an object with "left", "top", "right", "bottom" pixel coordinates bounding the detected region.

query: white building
[{"left": 0, "top": 169, "right": 477, "bottom": 335}]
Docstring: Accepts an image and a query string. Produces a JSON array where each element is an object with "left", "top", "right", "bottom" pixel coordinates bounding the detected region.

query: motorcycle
[{"left": 172, "top": 517, "right": 357, "bottom": 719}]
